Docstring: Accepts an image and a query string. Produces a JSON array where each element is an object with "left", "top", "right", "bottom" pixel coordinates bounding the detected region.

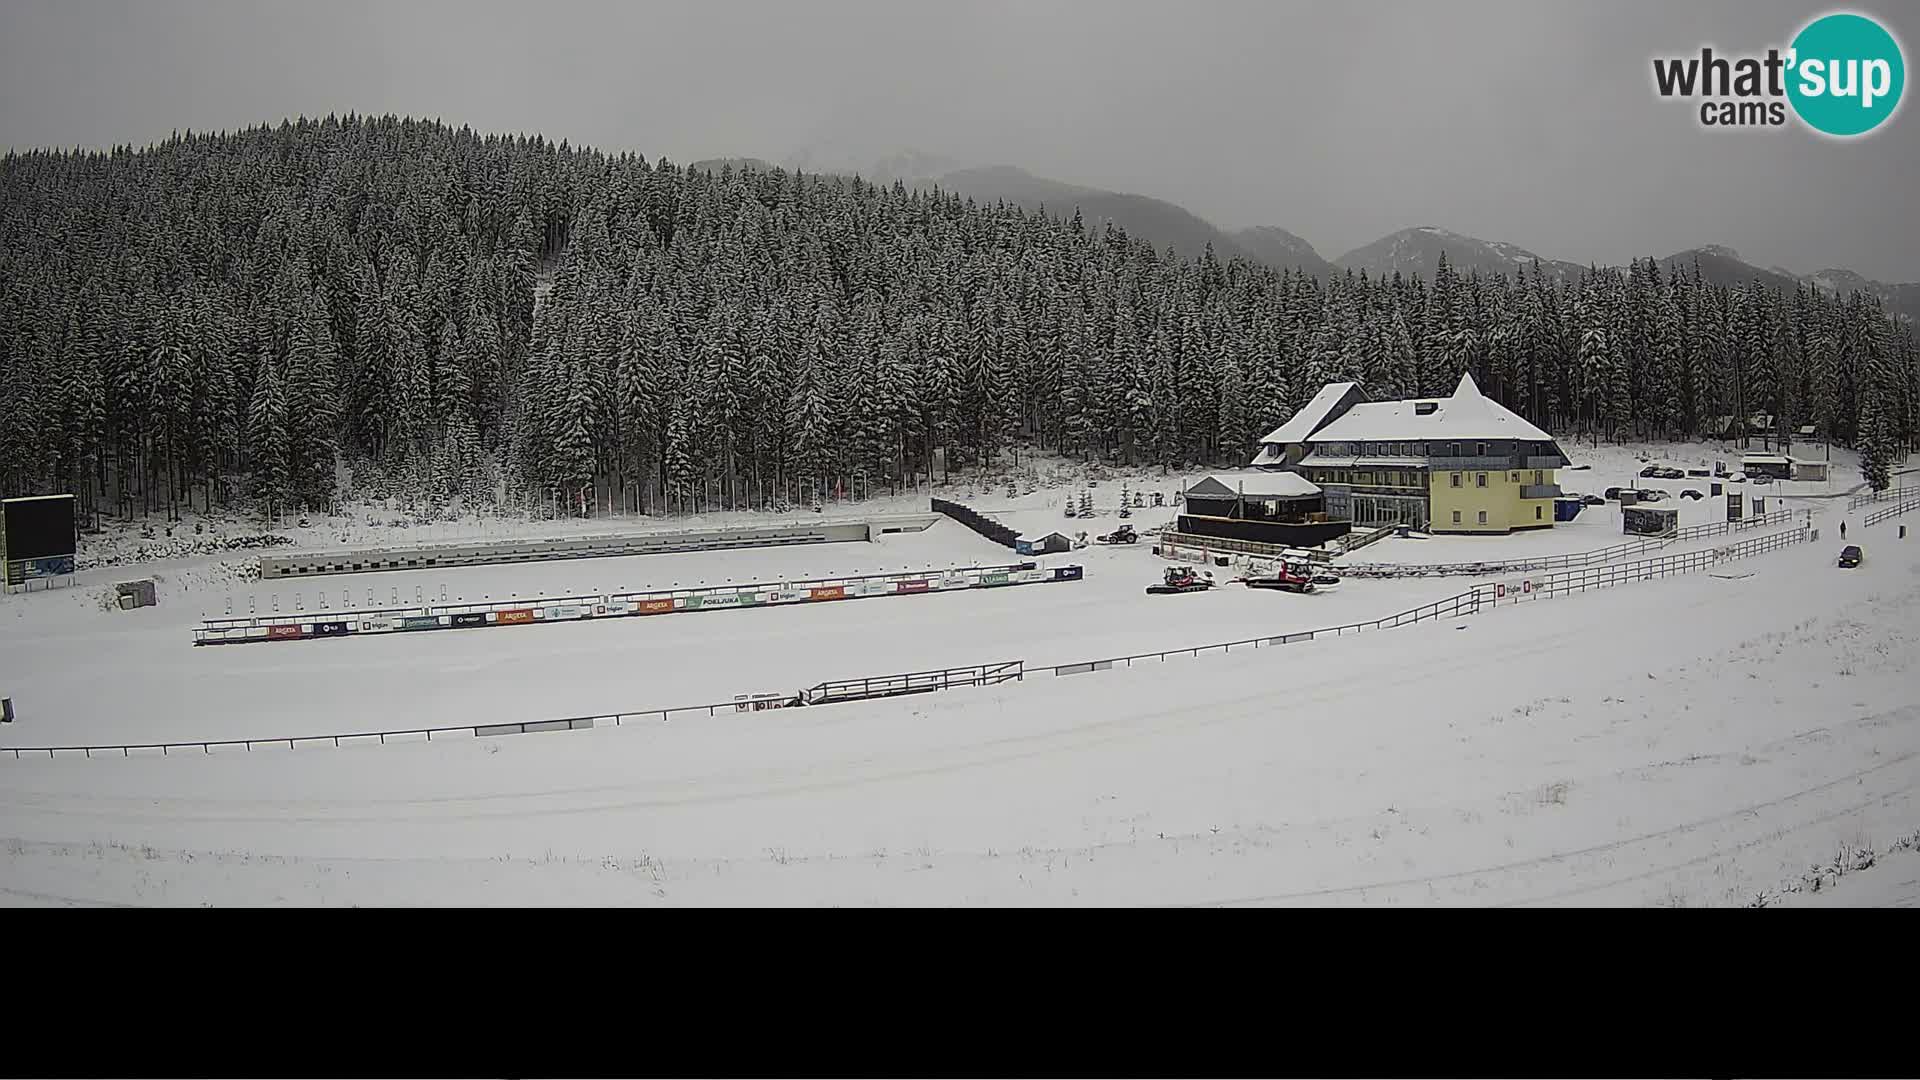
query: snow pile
[{"left": 77, "top": 531, "right": 292, "bottom": 573}]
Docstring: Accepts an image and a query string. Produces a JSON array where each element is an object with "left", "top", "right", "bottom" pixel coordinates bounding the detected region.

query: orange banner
[
  {"left": 266, "top": 624, "right": 303, "bottom": 640},
  {"left": 810, "top": 586, "right": 846, "bottom": 601},
  {"left": 497, "top": 608, "right": 535, "bottom": 624},
  {"left": 636, "top": 598, "right": 675, "bottom": 615}
]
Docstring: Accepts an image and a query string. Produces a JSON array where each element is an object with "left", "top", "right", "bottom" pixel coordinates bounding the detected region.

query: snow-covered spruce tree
[
  {"left": 1857, "top": 387, "right": 1894, "bottom": 491},
  {"left": 246, "top": 344, "right": 291, "bottom": 518}
]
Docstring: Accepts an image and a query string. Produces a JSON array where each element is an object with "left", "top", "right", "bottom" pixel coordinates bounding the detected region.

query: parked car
[
  {"left": 1640, "top": 465, "right": 1662, "bottom": 478},
  {"left": 1636, "top": 489, "right": 1669, "bottom": 502},
  {"left": 1838, "top": 545, "right": 1863, "bottom": 568},
  {"left": 1752, "top": 474, "right": 1774, "bottom": 484},
  {"left": 1603, "top": 486, "right": 1626, "bottom": 500},
  {"left": 1580, "top": 493, "right": 1606, "bottom": 506},
  {"left": 1728, "top": 472, "right": 1747, "bottom": 483},
  {"left": 1680, "top": 489, "right": 1704, "bottom": 500},
  {"left": 1662, "top": 467, "right": 1687, "bottom": 479},
  {"left": 1564, "top": 463, "right": 1591, "bottom": 471}
]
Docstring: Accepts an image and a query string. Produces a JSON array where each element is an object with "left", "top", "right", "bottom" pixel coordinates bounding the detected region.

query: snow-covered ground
[
  {"left": 0, "top": 517, "right": 1480, "bottom": 746},
  {"left": 5, "top": 441, "right": 1915, "bottom": 906},
  {"left": 1, "top": 491, "right": 1914, "bottom": 906}
]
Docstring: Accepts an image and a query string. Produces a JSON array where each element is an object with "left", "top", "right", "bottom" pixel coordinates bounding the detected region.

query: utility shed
[
  {"left": 1014, "top": 531, "right": 1074, "bottom": 555},
  {"left": 1791, "top": 459, "right": 1829, "bottom": 482}
]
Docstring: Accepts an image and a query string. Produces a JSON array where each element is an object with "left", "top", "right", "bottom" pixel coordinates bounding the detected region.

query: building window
[
  {"left": 1452, "top": 510, "right": 1462, "bottom": 524},
  {"left": 1478, "top": 510, "right": 1488, "bottom": 524},
  {"left": 1476, "top": 443, "right": 1486, "bottom": 456},
  {"left": 1510, "top": 472, "right": 1520, "bottom": 483},
  {"left": 1535, "top": 506, "right": 1543, "bottom": 520},
  {"left": 1451, "top": 473, "right": 1462, "bottom": 488},
  {"left": 1476, "top": 473, "right": 1487, "bottom": 488},
  {"left": 1534, "top": 470, "right": 1543, "bottom": 484}
]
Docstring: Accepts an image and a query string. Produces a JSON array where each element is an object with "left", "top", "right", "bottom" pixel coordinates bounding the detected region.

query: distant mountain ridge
[
  {"left": 1659, "top": 245, "right": 1918, "bottom": 324},
  {"left": 1334, "top": 226, "right": 1589, "bottom": 283},
  {"left": 729, "top": 147, "right": 1913, "bottom": 318},
  {"left": 776, "top": 148, "right": 1335, "bottom": 275},
  {"left": 927, "top": 165, "right": 1339, "bottom": 274}
]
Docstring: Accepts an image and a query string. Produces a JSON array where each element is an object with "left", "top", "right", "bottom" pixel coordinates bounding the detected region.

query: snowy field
[
  {"left": 1, "top": 497, "right": 1914, "bottom": 906},
  {"left": 1, "top": 443, "right": 1893, "bottom": 750},
  {"left": 4, "top": 441, "right": 1915, "bottom": 906},
  {"left": 0, "top": 517, "right": 1483, "bottom": 747}
]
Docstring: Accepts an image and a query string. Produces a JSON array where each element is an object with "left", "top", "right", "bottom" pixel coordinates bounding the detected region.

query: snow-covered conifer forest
[{"left": 3, "top": 115, "right": 1916, "bottom": 525}]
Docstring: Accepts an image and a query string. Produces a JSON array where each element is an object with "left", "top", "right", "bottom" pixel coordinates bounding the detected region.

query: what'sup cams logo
[{"left": 1652, "top": 11, "right": 1905, "bottom": 137}]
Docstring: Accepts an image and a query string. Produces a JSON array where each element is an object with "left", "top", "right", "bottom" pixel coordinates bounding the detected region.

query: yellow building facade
[{"left": 1428, "top": 464, "right": 1560, "bottom": 533}]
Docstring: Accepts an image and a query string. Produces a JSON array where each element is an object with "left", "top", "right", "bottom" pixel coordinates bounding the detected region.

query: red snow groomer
[
  {"left": 1244, "top": 558, "right": 1328, "bottom": 594},
  {"left": 1146, "top": 565, "right": 1215, "bottom": 595}
]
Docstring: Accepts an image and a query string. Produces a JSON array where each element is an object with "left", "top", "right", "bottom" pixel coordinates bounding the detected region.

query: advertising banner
[
  {"left": 1496, "top": 578, "right": 1537, "bottom": 603},
  {"left": 451, "top": 612, "right": 488, "bottom": 627},
  {"left": 4, "top": 555, "right": 76, "bottom": 586},
  {"left": 635, "top": 598, "right": 675, "bottom": 615},
  {"left": 496, "top": 609, "right": 535, "bottom": 624},
  {"left": 810, "top": 585, "right": 846, "bottom": 601},
  {"left": 399, "top": 615, "right": 442, "bottom": 630},
  {"left": 266, "top": 624, "right": 303, "bottom": 640}
]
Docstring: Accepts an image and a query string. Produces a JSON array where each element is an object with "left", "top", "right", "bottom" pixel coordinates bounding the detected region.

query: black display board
[{"left": 2, "top": 495, "right": 77, "bottom": 586}]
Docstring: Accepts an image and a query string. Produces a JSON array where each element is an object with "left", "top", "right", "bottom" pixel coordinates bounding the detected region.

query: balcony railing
[
  {"left": 1428, "top": 455, "right": 1515, "bottom": 471},
  {"left": 1524, "top": 456, "right": 1566, "bottom": 470},
  {"left": 1520, "top": 483, "right": 1563, "bottom": 500}
]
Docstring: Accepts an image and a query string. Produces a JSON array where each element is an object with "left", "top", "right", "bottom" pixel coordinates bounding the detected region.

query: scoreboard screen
[{"left": 2, "top": 494, "right": 77, "bottom": 586}]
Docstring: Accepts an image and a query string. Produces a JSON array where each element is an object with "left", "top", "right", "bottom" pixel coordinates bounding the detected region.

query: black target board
[{"left": 2, "top": 494, "right": 78, "bottom": 586}]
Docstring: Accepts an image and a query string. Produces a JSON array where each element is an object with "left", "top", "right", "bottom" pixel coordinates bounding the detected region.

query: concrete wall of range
[{"left": 256, "top": 514, "right": 943, "bottom": 580}]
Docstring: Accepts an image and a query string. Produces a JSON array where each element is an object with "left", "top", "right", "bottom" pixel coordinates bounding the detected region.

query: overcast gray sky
[{"left": 2, "top": 0, "right": 1915, "bottom": 280}]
